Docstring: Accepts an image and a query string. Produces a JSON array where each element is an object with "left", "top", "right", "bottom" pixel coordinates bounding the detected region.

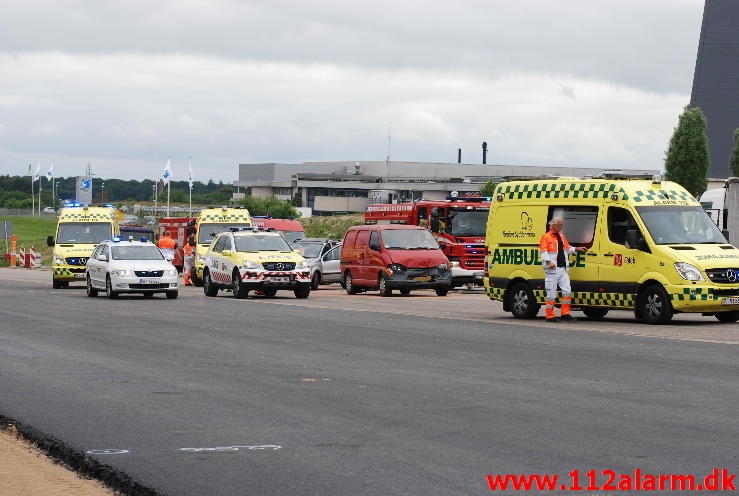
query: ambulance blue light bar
[
  {"left": 140, "top": 237, "right": 149, "bottom": 242},
  {"left": 112, "top": 236, "right": 122, "bottom": 242}
]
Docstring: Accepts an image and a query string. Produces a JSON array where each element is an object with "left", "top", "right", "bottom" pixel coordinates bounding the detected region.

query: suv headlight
[
  {"left": 674, "top": 262, "right": 704, "bottom": 281},
  {"left": 53, "top": 254, "right": 65, "bottom": 265},
  {"left": 242, "top": 260, "right": 261, "bottom": 269},
  {"left": 115, "top": 269, "right": 133, "bottom": 277},
  {"left": 296, "top": 260, "right": 310, "bottom": 270}
]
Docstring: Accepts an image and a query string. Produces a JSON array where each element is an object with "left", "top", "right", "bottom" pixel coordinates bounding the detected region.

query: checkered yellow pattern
[
  {"left": 632, "top": 189, "right": 695, "bottom": 204},
  {"left": 198, "top": 210, "right": 251, "bottom": 223},
  {"left": 496, "top": 182, "right": 628, "bottom": 201},
  {"left": 670, "top": 287, "right": 714, "bottom": 302},
  {"left": 58, "top": 210, "right": 116, "bottom": 222}
]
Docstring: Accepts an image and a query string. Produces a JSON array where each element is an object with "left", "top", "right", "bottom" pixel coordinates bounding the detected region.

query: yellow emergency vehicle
[
  {"left": 47, "top": 204, "right": 120, "bottom": 289},
  {"left": 190, "top": 207, "right": 252, "bottom": 286},
  {"left": 484, "top": 175, "right": 739, "bottom": 324},
  {"left": 202, "top": 229, "right": 311, "bottom": 298}
]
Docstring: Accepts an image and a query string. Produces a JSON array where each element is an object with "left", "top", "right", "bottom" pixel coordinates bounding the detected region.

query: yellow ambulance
[
  {"left": 47, "top": 204, "right": 120, "bottom": 289},
  {"left": 484, "top": 176, "right": 739, "bottom": 324},
  {"left": 190, "top": 207, "right": 252, "bottom": 286}
]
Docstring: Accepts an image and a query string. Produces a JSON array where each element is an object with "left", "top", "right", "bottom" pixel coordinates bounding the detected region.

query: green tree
[
  {"left": 480, "top": 179, "right": 497, "bottom": 198},
  {"left": 239, "top": 195, "right": 298, "bottom": 218},
  {"left": 664, "top": 106, "right": 711, "bottom": 197},
  {"left": 291, "top": 191, "right": 303, "bottom": 207},
  {"left": 730, "top": 128, "right": 739, "bottom": 177}
]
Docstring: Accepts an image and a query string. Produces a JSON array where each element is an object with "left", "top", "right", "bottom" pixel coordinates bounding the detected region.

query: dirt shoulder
[{"left": 0, "top": 426, "right": 114, "bottom": 496}]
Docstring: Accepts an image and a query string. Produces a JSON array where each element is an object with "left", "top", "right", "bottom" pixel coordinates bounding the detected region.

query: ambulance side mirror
[
  {"left": 47, "top": 236, "right": 55, "bottom": 247},
  {"left": 626, "top": 229, "right": 647, "bottom": 252}
]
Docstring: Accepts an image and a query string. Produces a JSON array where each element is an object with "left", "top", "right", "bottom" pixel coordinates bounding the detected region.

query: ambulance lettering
[{"left": 490, "top": 248, "right": 587, "bottom": 268}]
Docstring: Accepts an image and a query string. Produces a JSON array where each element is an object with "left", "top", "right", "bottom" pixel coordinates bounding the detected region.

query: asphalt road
[{"left": 0, "top": 269, "right": 737, "bottom": 495}]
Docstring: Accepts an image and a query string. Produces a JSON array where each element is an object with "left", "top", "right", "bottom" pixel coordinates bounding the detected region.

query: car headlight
[
  {"left": 196, "top": 254, "right": 205, "bottom": 263},
  {"left": 674, "top": 262, "right": 704, "bottom": 281},
  {"left": 164, "top": 269, "right": 177, "bottom": 276},
  {"left": 53, "top": 254, "right": 65, "bottom": 265},
  {"left": 242, "top": 260, "right": 261, "bottom": 269},
  {"left": 115, "top": 269, "right": 133, "bottom": 276},
  {"left": 296, "top": 260, "right": 310, "bottom": 270},
  {"left": 389, "top": 264, "right": 406, "bottom": 273}
]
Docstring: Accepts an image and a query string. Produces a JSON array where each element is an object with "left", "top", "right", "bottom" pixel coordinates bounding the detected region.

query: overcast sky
[{"left": 0, "top": 0, "right": 705, "bottom": 182}]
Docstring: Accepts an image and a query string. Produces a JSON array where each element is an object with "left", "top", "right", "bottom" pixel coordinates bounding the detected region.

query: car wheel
[
  {"left": 400, "top": 288, "right": 411, "bottom": 295},
  {"left": 203, "top": 270, "right": 218, "bottom": 297},
  {"left": 86, "top": 275, "right": 98, "bottom": 297},
  {"left": 143, "top": 292, "right": 154, "bottom": 298},
  {"left": 508, "top": 282, "right": 540, "bottom": 319},
  {"left": 311, "top": 272, "right": 320, "bottom": 290},
  {"left": 166, "top": 291, "right": 178, "bottom": 299},
  {"left": 378, "top": 275, "right": 392, "bottom": 297},
  {"left": 582, "top": 307, "right": 609, "bottom": 320},
  {"left": 52, "top": 278, "right": 62, "bottom": 289},
  {"left": 294, "top": 285, "right": 311, "bottom": 299},
  {"left": 105, "top": 275, "right": 118, "bottom": 299},
  {"left": 191, "top": 273, "right": 204, "bottom": 287},
  {"left": 715, "top": 310, "right": 739, "bottom": 323},
  {"left": 263, "top": 288, "right": 278, "bottom": 298},
  {"left": 435, "top": 287, "right": 449, "bottom": 297},
  {"left": 639, "top": 285, "right": 673, "bottom": 325},
  {"left": 232, "top": 269, "right": 248, "bottom": 299},
  {"left": 344, "top": 271, "right": 358, "bottom": 295}
]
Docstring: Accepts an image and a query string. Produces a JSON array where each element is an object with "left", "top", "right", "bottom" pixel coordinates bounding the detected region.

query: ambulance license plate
[
  {"left": 74, "top": 273, "right": 85, "bottom": 279},
  {"left": 413, "top": 276, "right": 432, "bottom": 282},
  {"left": 139, "top": 278, "right": 159, "bottom": 285},
  {"left": 721, "top": 297, "right": 739, "bottom": 305},
  {"left": 267, "top": 276, "right": 289, "bottom": 283}
]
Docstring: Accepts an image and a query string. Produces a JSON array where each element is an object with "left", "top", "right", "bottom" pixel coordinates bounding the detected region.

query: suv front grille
[
  {"left": 705, "top": 268, "right": 739, "bottom": 284},
  {"left": 134, "top": 270, "right": 163, "bottom": 277},
  {"left": 262, "top": 262, "right": 296, "bottom": 271}
]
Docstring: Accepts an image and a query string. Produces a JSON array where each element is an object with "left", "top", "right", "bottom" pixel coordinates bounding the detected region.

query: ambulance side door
[
  {"left": 547, "top": 205, "right": 600, "bottom": 294},
  {"left": 598, "top": 206, "right": 652, "bottom": 307}
]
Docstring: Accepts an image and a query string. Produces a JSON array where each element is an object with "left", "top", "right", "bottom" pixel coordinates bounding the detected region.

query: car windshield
[
  {"left": 57, "top": 223, "right": 112, "bottom": 244},
  {"left": 235, "top": 235, "right": 293, "bottom": 252},
  {"left": 636, "top": 206, "right": 727, "bottom": 244},
  {"left": 198, "top": 223, "right": 251, "bottom": 244},
  {"left": 111, "top": 246, "right": 164, "bottom": 260},
  {"left": 382, "top": 229, "right": 439, "bottom": 250},
  {"left": 295, "top": 243, "right": 323, "bottom": 258},
  {"left": 280, "top": 231, "right": 304, "bottom": 243},
  {"left": 447, "top": 209, "right": 488, "bottom": 236}
]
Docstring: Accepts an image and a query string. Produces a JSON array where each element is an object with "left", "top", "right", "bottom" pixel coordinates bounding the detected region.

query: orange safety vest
[
  {"left": 158, "top": 236, "right": 176, "bottom": 250},
  {"left": 539, "top": 229, "right": 571, "bottom": 254}
]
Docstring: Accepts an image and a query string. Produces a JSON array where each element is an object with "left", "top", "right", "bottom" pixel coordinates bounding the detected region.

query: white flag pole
[
  {"left": 38, "top": 180, "right": 42, "bottom": 215},
  {"left": 188, "top": 156, "right": 193, "bottom": 218},
  {"left": 167, "top": 178, "right": 171, "bottom": 218},
  {"left": 31, "top": 172, "right": 35, "bottom": 216}
]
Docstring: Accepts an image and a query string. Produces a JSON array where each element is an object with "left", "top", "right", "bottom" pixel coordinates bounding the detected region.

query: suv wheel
[
  {"left": 509, "top": 282, "right": 540, "bottom": 319},
  {"left": 232, "top": 270, "right": 249, "bottom": 299},
  {"left": 203, "top": 270, "right": 218, "bottom": 297},
  {"left": 639, "top": 285, "right": 673, "bottom": 324}
]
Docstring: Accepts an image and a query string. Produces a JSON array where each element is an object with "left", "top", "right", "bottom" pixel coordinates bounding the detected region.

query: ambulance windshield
[
  {"left": 57, "top": 223, "right": 112, "bottom": 244},
  {"left": 636, "top": 206, "right": 727, "bottom": 244},
  {"left": 198, "top": 223, "right": 250, "bottom": 244},
  {"left": 447, "top": 209, "right": 488, "bottom": 236}
]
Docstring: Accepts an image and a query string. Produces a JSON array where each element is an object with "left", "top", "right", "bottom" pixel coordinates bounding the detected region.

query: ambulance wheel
[
  {"left": 53, "top": 278, "right": 62, "bottom": 289},
  {"left": 509, "top": 282, "right": 540, "bottom": 319},
  {"left": 203, "top": 270, "right": 218, "bottom": 297},
  {"left": 263, "top": 288, "right": 278, "bottom": 298},
  {"left": 639, "top": 285, "right": 673, "bottom": 325},
  {"left": 105, "top": 275, "right": 118, "bottom": 299},
  {"left": 166, "top": 291, "right": 178, "bottom": 299},
  {"left": 400, "top": 288, "right": 411, "bottom": 295},
  {"left": 344, "top": 271, "right": 358, "bottom": 295},
  {"left": 435, "top": 287, "right": 449, "bottom": 297},
  {"left": 294, "top": 285, "right": 311, "bottom": 299},
  {"left": 582, "top": 308, "right": 609, "bottom": 320},
  {"left": 86, "top": 275, "right": 98, "bottom": 297},
  {"left": 191, "top": 273, "right": 204, "bottom": 287},
  {"left": 378, "top": 275, "right": 392, "bottom": 297},
  {"left": 232, "top": 270, "right": 249, "bottom": 299},
  {"left": 311, "top": 272, "right": 321, "bottom": 290},
  {"left": 715, "top": 311, "right": 739, "bottom": 323}
]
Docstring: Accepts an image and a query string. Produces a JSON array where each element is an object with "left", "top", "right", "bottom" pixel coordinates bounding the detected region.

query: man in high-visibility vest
[
  {"left": 539, "top": 217, "right": 587, "bottom": 322},
  {"left": 158, "top": 231, "right": 176, "bottom": 250}
]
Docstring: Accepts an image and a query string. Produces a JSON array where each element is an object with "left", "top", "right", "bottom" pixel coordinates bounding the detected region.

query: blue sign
[{"left": 80, "top": 179, "right": 91, "bottom": 191}]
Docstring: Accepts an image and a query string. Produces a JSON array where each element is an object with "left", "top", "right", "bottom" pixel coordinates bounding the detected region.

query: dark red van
[{"left": 340, "top": 225, "right": 452, "bottom": 296}]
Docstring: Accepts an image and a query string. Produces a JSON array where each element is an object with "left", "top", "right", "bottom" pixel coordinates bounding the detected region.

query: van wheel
[
  {"left": 86, "top": 275, "right": 98, "bottom": 297},
  {"left": 106, "top": 275, "right": 118, "bottom": 299},
  {"left": 311, "top": 272, "right": 320, "bottom": 290},
  {"left": 435, "top": 287, "right": 449, "bottom": 296},
  {"left": 203, "top": 270, "right": 218, "bottom": 297},
  {"left": 294, "top": 285, "right": 311, "bottom": 299},
  {"left": 639, "top": 285, "right": 673, "bottom": 324},
  {"left": 715, "top": 311, "right": 739, "bottom": 323},
  {"left": 509, "top": 282, "right": 540, "bottom": 319},
  {"left": 378, "top": 275, "right": 392, "bottom": 296},
  {"left": 400, "top": 288, "right": 411, "bottom": 295},
  {"left": 344, "top": 271, "right": 358, "bottom": 295},
  {"left": 582, "top": 308, "right": 609, "bottom": 320},
  {"left": 232, "top": 269, "right": 249, "bottom": 299}
]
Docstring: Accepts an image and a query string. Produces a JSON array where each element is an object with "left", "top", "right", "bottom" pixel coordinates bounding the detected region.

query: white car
[{"left": 85, "top": 238, "right": 179, "bottom": 299}]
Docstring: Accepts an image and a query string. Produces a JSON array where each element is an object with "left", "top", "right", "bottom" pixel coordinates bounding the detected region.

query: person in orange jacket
[
  {"left": 183, "top": 236, "right": 195, "bottom": 286},
  {"left": 539, "top": 217, "right": 587, "bottom": 322},
  {"left": 158, "top": 231, "right": 176, "bottom": 250}
]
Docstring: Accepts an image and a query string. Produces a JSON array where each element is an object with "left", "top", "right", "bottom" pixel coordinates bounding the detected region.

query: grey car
[{"left": 293, "top": 238, "right": 342, "bottom": 289}]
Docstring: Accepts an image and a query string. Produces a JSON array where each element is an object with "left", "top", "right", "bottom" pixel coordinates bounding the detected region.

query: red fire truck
[{"left": 365, "top": 197, "right": 490, "bottom": 287}]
